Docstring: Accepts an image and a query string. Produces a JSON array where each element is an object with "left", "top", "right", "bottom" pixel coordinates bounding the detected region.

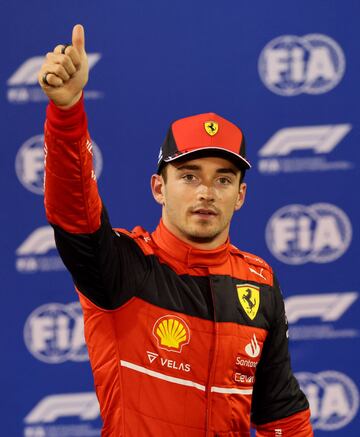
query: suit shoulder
[
  {"left": 112, "top": 226, "right": 154, "bottom": 255},
  {"left": 230, "top": 245, "right": 274, "bottom": 286}
]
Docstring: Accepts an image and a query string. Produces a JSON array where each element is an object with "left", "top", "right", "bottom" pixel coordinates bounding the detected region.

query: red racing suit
[{"left": 43, "top": 95, "right": 313, "bottom": 437}]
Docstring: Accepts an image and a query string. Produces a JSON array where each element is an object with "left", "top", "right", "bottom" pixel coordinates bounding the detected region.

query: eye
[
  {"left": 182, "top": 174, "right": 197, "bottom": 182},
  {"left": 217, "top": 177, "right": 232, "bottom": 185}
]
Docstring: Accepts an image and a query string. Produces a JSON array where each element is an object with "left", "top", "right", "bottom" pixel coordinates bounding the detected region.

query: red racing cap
[{"left": 157, "top": 112, "right": 251, "bottom": 173}]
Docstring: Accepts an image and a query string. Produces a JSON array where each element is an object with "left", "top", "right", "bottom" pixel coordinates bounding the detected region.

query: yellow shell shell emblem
[
  {"left": 153, "top": 315, "right": 190, "bottom": 352},
  {"left": 237, "top": 284, "right": 260, "bottom": 320},
  {"left": 204, "top": 121, "right": 219, "bottom": 136}
]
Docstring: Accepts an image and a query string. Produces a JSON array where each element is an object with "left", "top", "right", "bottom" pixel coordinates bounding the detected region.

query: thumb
[{"left": 72, "top": 24, "right": 85, "bottom": 53}]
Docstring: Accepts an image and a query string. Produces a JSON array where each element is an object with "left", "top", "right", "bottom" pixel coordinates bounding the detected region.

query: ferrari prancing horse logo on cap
[
  {"left": 237, "top": 284, "right": 260, "bottom": 320},
  {"left": 204, "top": 121, "right": 219, "bottom": 136}
]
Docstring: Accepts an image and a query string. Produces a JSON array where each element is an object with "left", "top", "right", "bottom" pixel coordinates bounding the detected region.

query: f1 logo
[
  {"left": 285, "top": 292, "right": 358, "bottom": 324},
  {"left": 24, "top": 393, "right": 100, "bottom": 423},
  {"left": 258, "top": 124, "right": 351, "bottom": 157}
]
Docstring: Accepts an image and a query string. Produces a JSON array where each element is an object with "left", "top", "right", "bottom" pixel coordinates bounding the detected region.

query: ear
[
  {"left": 234, "top": 182, "right": 247, "bottom": 211},
  {"left": 151, "top": 174, "right": 165, "bottom": 205}
]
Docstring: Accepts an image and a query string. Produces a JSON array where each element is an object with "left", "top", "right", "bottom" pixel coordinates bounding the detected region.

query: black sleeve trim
[
  {"left": 52, "top": 205, "right": 150, "bottom": 309},
  {"left": 251, "top": 276, "right": 309, "bottom": 424}
]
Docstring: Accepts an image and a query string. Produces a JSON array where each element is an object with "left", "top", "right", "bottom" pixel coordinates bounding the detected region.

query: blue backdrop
[{"left": 1, "top": 1, "right": 359, "bottom": 435}]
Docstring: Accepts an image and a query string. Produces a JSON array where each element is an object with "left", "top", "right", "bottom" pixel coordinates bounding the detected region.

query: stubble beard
[
  {"left": 183, "top": 217, "right": 227, "bottom": 244},
  {"left": 164, "top": 204, "right": 230, "bottom": 246}
]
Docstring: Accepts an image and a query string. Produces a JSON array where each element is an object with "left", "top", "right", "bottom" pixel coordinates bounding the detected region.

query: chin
[
  {"left": 187, "top": 233, "right": 218, "bottom": 244},
  {"left": 186, "top": 227, "right": 220, "bottom": 244}
]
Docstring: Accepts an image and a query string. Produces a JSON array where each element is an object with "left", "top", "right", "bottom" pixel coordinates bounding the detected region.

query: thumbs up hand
[{"left": 38, "top": 24, "right": 89, "bottom": 108}]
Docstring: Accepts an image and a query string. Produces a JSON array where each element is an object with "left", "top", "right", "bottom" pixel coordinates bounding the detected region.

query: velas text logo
[
  {"left": 15, "top": 135, "right": 103, "bottom": 195},
  {"left": 7, "top": 54, "right": 102, "bottom": 104},
  {"left": 16, "top": 226, "right": 65, "bottom": 273},
  {"left": 285, "top": 292, "right": 359, "bottom": 341},
  {"left": 266, "top": 203, "right": 352, "bottom": 264},
  {"left": 258, "top": 34, "right": 345, "bottom": 96},
  {"left": 153, "top": 315, "right": 190, "bottom": 353},
  {"left": 24, "top": 392, "right": 101, "bottom": 437},
  {"left": 296, "top": 371, "right": 359, "bottom": 431},
  {"left": 146, "top": 351, "right": 192, "bottom": 373},
  {"left": 257, "top": 124, "right": 352, "bottom": 174},
  {"left": 24, "top": 302, "right": 88, "bottom": 364}
]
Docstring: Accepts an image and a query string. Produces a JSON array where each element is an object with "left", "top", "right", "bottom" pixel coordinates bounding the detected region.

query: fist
[{"left": 38, "top": 24, "right": 88, "bottom": 108}]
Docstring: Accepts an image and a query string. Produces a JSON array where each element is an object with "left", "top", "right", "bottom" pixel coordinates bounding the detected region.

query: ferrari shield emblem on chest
[
  {"left": 237, "top": 284, "right": 260, "bottom": 320},
  {"left": 204, "top": 121, "right": 219, "bottom": 136}
]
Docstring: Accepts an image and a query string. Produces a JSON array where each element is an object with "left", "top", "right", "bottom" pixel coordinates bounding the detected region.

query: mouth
[{"left": 191, "top": 208, "right": 218, "bottom": 218}]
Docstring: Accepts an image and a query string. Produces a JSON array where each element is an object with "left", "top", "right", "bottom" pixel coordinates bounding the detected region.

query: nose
[{"left": 196, "top": 183, "right": 215, "bottom": 202}]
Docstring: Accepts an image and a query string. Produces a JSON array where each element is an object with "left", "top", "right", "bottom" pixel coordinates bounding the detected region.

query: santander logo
[{"left": 245, "top": 334, "right": 261, "bottom": 358}]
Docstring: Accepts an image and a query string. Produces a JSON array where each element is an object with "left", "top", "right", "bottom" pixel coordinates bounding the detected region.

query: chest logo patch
[
  {"left": 245, "top": 334, "right": 261, "bottom": 358},
  {"left": 204, "top": 121, "right": 219, "bottom": 136},
  {"left": 153, "top": 315, "right": 190, "bottom": 353},
  {"left": 237, "top": 284, "right": 260, "bottom": 320}
]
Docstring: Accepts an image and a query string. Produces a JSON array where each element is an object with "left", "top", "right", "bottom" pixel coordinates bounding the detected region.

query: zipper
[{"left": 205, "top": 273, "right": 220, "bottom": 437}]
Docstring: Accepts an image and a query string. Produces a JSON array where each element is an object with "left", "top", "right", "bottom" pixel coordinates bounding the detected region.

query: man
[{"left": 38, "top": 24, "right": 313, "bottom": 437}]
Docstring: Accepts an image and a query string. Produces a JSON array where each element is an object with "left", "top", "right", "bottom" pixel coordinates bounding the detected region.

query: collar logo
[
  {"left": 237, "top": 284, "right": 260, "bottom": 320},
  {"left": 153, "top": 315, "right": 190, "bottom": 353},
  {"left": 204, "top": 121, "right": 219, "bottom": 136}
]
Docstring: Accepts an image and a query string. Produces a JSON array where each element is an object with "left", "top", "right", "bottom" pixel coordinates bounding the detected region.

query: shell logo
[{"left": 153, "top": 315, "right": 191, "bottom": 353}]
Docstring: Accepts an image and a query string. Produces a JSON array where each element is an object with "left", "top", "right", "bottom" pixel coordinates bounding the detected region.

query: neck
[{"left": 152, "top": 220, "right": 231, "bottom": 268}]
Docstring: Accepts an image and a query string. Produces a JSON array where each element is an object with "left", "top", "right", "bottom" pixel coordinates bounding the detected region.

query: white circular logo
[
  {"left": 296, "top": 371, "right": 359, "bottom": 430},
  {"left": 266, "top": 203, "right": 352, "bottom": 264},
  {"left": 258, "top": 34, "right": 345, "bottom": 96},
  {"left": 15, "top": 135, "right": 103, "bottom": 195},
  {"left": 24, "top": 302, "right": 88, "bottom": 363}
]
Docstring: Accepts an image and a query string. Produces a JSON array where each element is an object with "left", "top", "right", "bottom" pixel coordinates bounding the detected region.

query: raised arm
[
  {"left": 38, "top": 25, "right": 149, "bottom": 309},
  {"left": 39, "top": 25, "right": 101, "bottom": 235}
]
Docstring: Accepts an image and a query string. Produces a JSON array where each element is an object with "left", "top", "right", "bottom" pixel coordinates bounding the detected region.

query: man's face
[{"left": 151, "top": 156, "right": 247, "bottom": 249}]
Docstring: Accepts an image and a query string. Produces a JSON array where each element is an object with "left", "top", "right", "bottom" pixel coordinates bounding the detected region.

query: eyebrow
[{"left": 176, "top": 164, "right": 238, "bottom": 176}]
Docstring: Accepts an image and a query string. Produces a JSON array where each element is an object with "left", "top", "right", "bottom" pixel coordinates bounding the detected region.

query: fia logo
[
  {"left": 296, "top": 371, "right": 359, "bottom": 430},
  {"left": 15, "top": 135, "right": 103, "bottom": 195},
  {"left": 258, "top": 34, "right": 345, "bottom": 96},
  {"left": 265, "top": 203, "right": 352, "bottom": 264},
  {"left": 24, "top": 302, "right": 88, "bottom": 364}
]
